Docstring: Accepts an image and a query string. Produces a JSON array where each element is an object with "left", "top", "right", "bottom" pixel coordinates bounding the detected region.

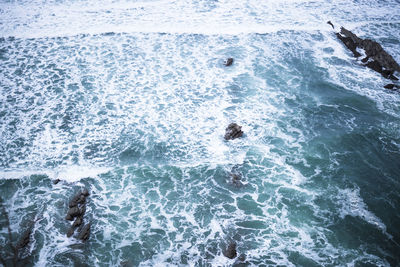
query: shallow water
[{"left": 1, "top": 0, "right": 400, "bottom": 266}]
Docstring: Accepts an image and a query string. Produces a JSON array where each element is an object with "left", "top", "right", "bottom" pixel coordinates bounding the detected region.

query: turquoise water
[{"left": 1, "top": 0, "right": 400, "bottom": 266}]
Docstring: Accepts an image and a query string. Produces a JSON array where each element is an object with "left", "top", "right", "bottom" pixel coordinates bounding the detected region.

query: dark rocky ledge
[{"left": 335, "top": 25, "right": 400, "bottom": 82}]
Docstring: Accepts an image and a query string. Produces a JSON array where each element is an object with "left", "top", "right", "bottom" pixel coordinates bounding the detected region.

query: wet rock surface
[{"left": 224, "top": 123, "right": 243, "bottom": 140}]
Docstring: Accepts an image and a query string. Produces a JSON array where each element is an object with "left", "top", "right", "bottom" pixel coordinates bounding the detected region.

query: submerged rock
[
  {"left": 224, "top": 123, "right": 243, "bottom": 140},
  {"left": 223, "top": 242, "right": 237, "bottom": 259},
  {"left": 230, "top": 173, "right": 242, "bottom": 187},
  {"left": 52, "top": 179, "right": 61, "bottom": 185},
  {"left": 77, "top": 223, "right": 91, "bottom": 241},
  {"left": 16, "top": 228, "right": 32, "bottom": 249},
  {"left": 224, "top": 58, "right": 234, "bottom": 66}
]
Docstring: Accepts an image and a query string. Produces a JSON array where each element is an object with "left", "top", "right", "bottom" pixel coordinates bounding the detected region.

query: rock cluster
[{"left": 65, "top": 189, "right": 91, "bottom": 241}]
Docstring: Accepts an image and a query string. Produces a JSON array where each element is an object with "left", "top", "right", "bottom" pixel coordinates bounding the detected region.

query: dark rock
[
  {"left": 81, "top": 188, "right": 90, "bottom": 197},
  {"left": 384, "top": 84, "right": 400, "bottom": 90},
  {"left": 361, "top": 39, "right": 400, "bottom": 72},
  {"left": 78, "top": 195, "right": 86, "bottom": 205},
  {"left": 77, "top": 223, "right": 91, "bottom": 241},
  {"left": 335, "top": 32, "right": 361, "bottom": 57},
  {"left": 67, "top": 227, "right": 75, "bottom": 237},
  {"left": 223, "top": 242, "right": 237, "bottom": 259},
  {"left": 73, "top": 216, "right": 83, "bottom": 228},
  {"left": 69, "top": 193, "right": 81, "bottom": 208},
  {"left": 69, "top": 189, "right": 89, "bottom": 208},
  {"left": 224, "top": 123, "right": 243, "bottom": 140},
  {"left": 384, "top": 84, "right": 395, "bottom": 90},
  {"left": 53, "top": 179, "right": 61, "bottom": 185},
  {"left": 381, "top": 69, "right": 393, "bottom": 78},
  {"left": 366, "top": 60, "right": 383, "bottom": 73},
  {"left": 327, "top": 21, "right": 334, "bottom": 29},
  {"left": 67, "top": 206, "right": 80, "bottom": 218},
  {"left": 79, "top": 205, "right": 86, "bottom": 217},
  {"left": 361, "top": 56, "right": 369, "bottom": 63},
  {"left": 65, "top": 214, "right": 73, "bottom": 221},
  {"left": 224, "top": 58, "right": 234, "bottom": 67},
  {"left": 340, "top": 27, "right": 363, "bottom": 45}
]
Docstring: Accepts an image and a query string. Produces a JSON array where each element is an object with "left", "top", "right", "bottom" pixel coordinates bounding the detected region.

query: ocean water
[{"left": 1, "top": 0, "right": 400, "bottom": 266}]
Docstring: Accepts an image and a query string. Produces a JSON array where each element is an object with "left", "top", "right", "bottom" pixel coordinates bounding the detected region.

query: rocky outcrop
[
  {"left": 65, "top": 188, "right": 90, "bottom": 240},
  {"left": 224, "top": 123, "right": 243, "bottom": 140},
  {"left": 335, "top": 26, "right": 400, "bottom": 81},
  {"left": 224, "top": 58, "right": 234, "bottom": 67},
  {"left": 223, "top": 241, "right": 237, "bottom": 259}
]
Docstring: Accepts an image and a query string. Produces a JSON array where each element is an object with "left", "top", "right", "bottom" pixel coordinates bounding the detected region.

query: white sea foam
[{"left": 0, "top": 0, "right": 399, "bottom": 38}]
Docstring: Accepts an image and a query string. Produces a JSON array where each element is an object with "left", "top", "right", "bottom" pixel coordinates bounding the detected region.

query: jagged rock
[
  {"left": 72, "top": 216, "right": 83, "bottom": 228},
  {"left": 224, "top": 123, "right": 243, "bottom": 140},
  {"left": 53, "top": 179, "right": 61, "bottom": 185},
  {"left": 224, "top": 58, "right": 234, "bottom": 67},
  {"left": 77, "top": 223, "right": 91, "bottom": 241},
  {"left": 335, "top": 32, "right": 361, "bottom": 57},
  {"left": 336, "top": 27, "right": 400, "bottom": 80},
  {"left": 327, "top": 21, "right": 334, "bottom": 29},
  {"left": 67, "top": 227, "right": 75, "bottom": 237},
  {"left": 223, "top": 242, "right": 237, "bottom": 259},
  {"left": 361, "top": 39, "right": 400, "bottom": 72}
]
